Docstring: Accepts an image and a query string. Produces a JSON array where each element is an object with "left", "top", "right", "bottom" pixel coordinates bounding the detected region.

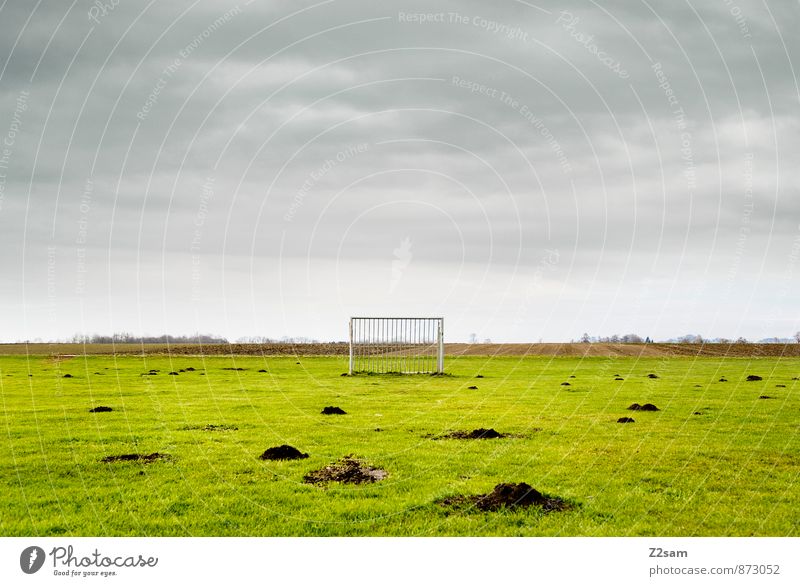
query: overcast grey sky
[{"left": 0, "top": 0, "right": 798, "bottom": 342}]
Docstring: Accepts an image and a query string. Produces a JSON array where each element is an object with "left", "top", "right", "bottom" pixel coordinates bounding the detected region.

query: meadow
[{"left": 0, "top": 352, "right": 797, "bottom": 536}]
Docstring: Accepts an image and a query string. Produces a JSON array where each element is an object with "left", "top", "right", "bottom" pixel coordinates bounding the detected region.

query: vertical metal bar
[
  {"left": 411, "top": 318, "right": 415, "bottom": 373},
  {"left": 420, "top": 319, "right": 424, "bottom": 374},
  {"left": 349, "top": 318, "right": 353, "bottom": 375},
  {"left": 423, "top": 319, "right": 427, "bottom": 373},
  {"left": 437, "top": 318, "right": 444, "bottom": 373},
  {"left": 415, "top": 318, "right": 420, "bottom": 373},
  {"left": 402, "top": 318, "right": 407, "bottom": 373},
  {"left": 428, "top": 319, "right": 432, "bottom": 373},
  {"left": 405, "top": 318, "right": 409, "bottom": 373},
  {"left": 428, "top": 319, "right": 433, "bottom": 373},
  {"left": 410, "top": 318, "right": 414, "bottom": 373},
  {"left": 398, "top": 319, "right": 402, "bottom": 373}
]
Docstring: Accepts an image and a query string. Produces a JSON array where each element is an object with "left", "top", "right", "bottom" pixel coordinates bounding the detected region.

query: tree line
[{"left": 576, "top": 332, "right": 800, "bottom": 344}]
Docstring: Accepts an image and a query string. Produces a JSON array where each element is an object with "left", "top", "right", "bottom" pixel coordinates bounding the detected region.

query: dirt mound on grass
[
  {"left": 321, "top": 406, "right": 346, "bottom": 415},
  {"left": 758, "top": 395, "right": 773, "bottom": 399},
  {"left": 746, "top": 375, "right": 763, "bottom": 381},
  {"left": 617, "top": 417, "right": 635, "bottom": 423},
  {"left": 438, "top": 428, "right": 506, "bottom": 439},
  {"left": 89, "top": 406, "right": 113, "bottom": 413},
  {"left": 63, "top": 374, "right": 73, "bottom": 378},
  {"left": 259, "top": 445, "right": 309, "bottom": 460},
  {"left": 101, "top": 453, "right": 171, "bottom": 463},
  {"left": 440, "top": 483, "right": 570, "bottom": 512},
  {"left": 627, "top": 403, "right": 660, "bottom": 411},
  {"left": 303, "top": 456, "right": 387, "bottom": 485},
  {"left": 647, "top": 373, "right": 659, "bottom": 379}
]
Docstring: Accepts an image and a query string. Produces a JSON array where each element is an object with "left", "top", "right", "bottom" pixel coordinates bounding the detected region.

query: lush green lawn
[{"left": 0, "top": 353, "right": 797, "bottom": 536}]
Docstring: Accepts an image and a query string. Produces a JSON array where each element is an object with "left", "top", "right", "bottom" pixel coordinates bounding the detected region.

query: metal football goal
[{"left": 348, "top": 317, "right": 444, "bottom": 374}]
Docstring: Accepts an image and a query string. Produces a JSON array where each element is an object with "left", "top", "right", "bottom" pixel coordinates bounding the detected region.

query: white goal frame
[{"left": 348, "top": 317, "right": 444, "bottom": 374}]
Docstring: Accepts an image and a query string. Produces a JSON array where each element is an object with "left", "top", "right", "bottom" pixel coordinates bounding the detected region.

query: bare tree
[
  {"left": 580, "top": 333, "right": 591, "bottom": 343},
  {"left": 795, "top": 331, "right": 800, "bottom": 343}
]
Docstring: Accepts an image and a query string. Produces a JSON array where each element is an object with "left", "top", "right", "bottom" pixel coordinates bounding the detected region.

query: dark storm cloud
[{"left": 0, "top": 0, "right": 798, "bottom": 341}]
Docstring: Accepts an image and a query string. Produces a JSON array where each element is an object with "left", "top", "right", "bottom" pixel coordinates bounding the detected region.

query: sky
[{"left": 0, "top": 0, "right": 798, "bottom": 343}]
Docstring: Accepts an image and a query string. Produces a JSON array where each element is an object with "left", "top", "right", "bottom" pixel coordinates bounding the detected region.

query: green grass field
[{"left": 1, "top": 353, "right": 798, "bottom": 536}]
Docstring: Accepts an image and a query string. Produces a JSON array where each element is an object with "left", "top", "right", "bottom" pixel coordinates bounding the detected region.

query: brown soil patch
[
  {"left": 222, "top": 367, "right": 245, "bottom": 371},
  {"left": 560, "top": 382, "right": 571, "bottom": 386},
  {"left": 89, "top": 406, "right": 113, "bottom": 413},
  {"left": 467, "top": 385, "right": 478, "bottom": 390},
  {"left": 437, "top": 428, "right": 506, "bottom": 440},
  {"left": 759, "top": 395, "right": 773, "bottom": 399},
  {"left": 746, "top": 375, "right": 763, "bottom": 381},
  {"left": 63, "top": 374, "right": 73, "bottom": 378},
  {"left": 321, "top": 406, "right": 346, "bottom": 415},
  {"left": 617, "top": 417, "right": 635, "bottom": 423},
  {"left": 440, "top": 483, "right": 570, "bottom": 512},
  {"left": 259, "top": 445, "right": 308, "bottom": 460},
  {"left": 303, "top": 456, "right": 387, "bottom": 485},
  {"left": 647, "top": 373, "right": 659, "bottom": 379},
  {"left": 101, "top": 453, "right": 171, "bottom": 463},
  {"left": 628, "top": 403, "right": 660, "bottom": 411}
]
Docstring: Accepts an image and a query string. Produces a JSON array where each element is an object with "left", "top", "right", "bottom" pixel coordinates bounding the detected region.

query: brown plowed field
[
  {"left": 2, "top": 342, "right": 799, "bottom": 357},
  {"left": 446, "top": 343, "right": 800, "bottom": 357}
]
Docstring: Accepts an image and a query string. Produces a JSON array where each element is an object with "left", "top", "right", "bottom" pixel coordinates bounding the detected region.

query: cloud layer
[{"left": 0, "top": 0, "right": 798, "bottom": 342}]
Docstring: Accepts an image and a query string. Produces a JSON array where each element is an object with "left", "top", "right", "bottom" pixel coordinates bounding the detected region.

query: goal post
[{"left": 348, "top": 317, "right": 444, "bottom": 374}]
